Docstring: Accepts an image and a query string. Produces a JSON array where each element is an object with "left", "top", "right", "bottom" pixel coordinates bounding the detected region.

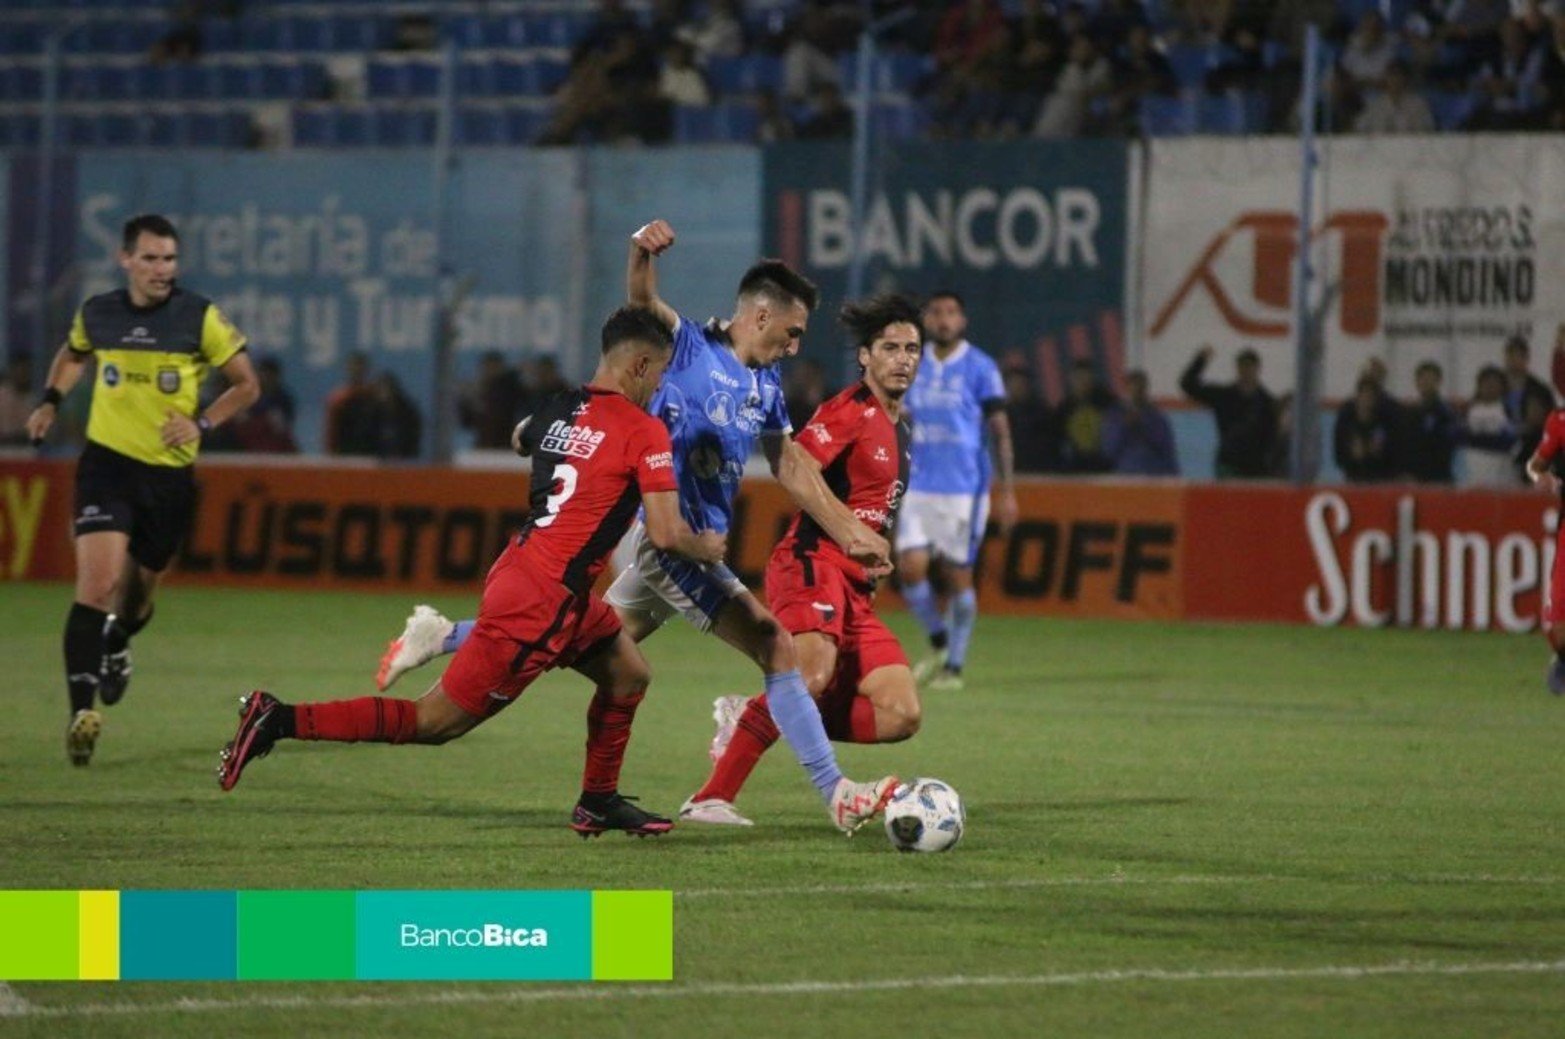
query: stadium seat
[
  {"left": 291, "top": 106, "right": 332, "bottom": 146},
  {"left": 706, "top": 54, "right": 783, "bottom": 96},
  {"left": 1139, "top": 93, "right": 1191, "bottom": 135},
  {"left": 873, "top": 100, "right": 927, "bottom": 141},
  {"left": 373, "top": 107, "right": 436, "bottom": 146},
  {"left": 502, "top": 106, "right": 546, "bottom": 145},
  {"left": 674, "top": 105, "right": 722, "bottom": 144},
  {"left": 327, "top": 14, "right": 382, "bottom": 51},
  {"left": 218, "top": 61, "right": 262, "bottom": 99},
  {"left": 1426, "top": 90, "right": 1475, "bottom": 130},
  {"left": 0, "top": 113, "right": 40, "bottom": 147},
  {"left": 457, "top": 106, "right": 505, "bottom": 145},
  {"left": 96, "top": 111, "right": 142, "bottom": 146},
  {"left": 1195, "top": 91, "right": 1245, "bottom": 133},
  {"left": 0, "top": 22, "right": 44, "bottom": 55},
  {"left": 1165, "top": 44, "right": 1211, "bottom": 90}
]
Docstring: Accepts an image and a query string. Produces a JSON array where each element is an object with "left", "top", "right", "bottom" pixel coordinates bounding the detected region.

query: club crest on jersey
[
  {"left": 102, "top": 363, "right": 120, "bottom": 387},
  {"left": 157, "top": 368, "right": 180, "bottom": 393},
  {"left": 874, "top": 445, "right": 890, "bottom": 462},
  {"left": 705, "top": 391, "right": 735, "bottom": 426},
  {"left": 540, "top": 419, "right": 605, "bottom": 459}
]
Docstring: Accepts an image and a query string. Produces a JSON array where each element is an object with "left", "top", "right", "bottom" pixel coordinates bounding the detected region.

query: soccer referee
[{"left": 25, "top": 214, "right": 259, "bottom": 766}]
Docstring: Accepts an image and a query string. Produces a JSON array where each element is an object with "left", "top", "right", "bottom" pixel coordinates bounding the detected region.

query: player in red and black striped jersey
[
  {"left": 1527, "top": 408, "right": 1565, "bottom": 694},
  {"left": 217, "top": 308, "right": 725, "bottom": 836},
  {"left": 685, "top": 295, "right": 929, "bottom": 823}
]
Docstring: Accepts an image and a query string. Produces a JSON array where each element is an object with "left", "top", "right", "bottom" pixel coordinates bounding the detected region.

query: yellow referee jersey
[{"left": 68, "top": 287, "right": 247, "bottom": 467}]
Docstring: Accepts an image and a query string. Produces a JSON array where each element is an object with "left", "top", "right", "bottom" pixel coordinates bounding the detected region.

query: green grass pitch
[{"left": 0, "top": 582, "right": 1561, "bottom": 1038}]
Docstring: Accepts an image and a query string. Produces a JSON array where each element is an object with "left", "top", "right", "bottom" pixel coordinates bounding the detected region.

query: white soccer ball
[{"left": 883, "top": 777, "right": 965, "bottom": 853}]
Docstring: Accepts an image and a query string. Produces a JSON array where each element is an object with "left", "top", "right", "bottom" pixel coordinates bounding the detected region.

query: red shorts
[
  {"left": 1546, "top": 530, "right": 1565, "bottom": 627},
  {"left": 765, "top": 547, "right": 908, "bottom": 689},
  {"left": 441, "top": 546, "right": 622, "bottom": 718}
]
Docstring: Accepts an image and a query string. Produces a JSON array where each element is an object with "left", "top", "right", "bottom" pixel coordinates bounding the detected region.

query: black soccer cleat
[
  {"left": 569, "top": 793, "right": 674, "bottom": 838},
  {"left": 218, "top": 691, "right": 284, "bottom": 792},
  {"left": 99, "top": 648, "right": 131, "bottom": 706},
  {"left": 99, "top": 614, "right": 131, "bottom": 706}
]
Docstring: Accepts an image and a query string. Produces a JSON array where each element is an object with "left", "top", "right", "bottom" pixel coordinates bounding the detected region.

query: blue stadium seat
[
  {"left": 149, "top": 63, "right": 216, "bottom": 100},
  {"left": 200, "top": 17, "right": 240, "bottom": 52},
  {"left": 873, "top": 100, "right": 927, "bottom": 141},
  {"left": 1165, "top": 44, "right": 1210, "bottom": 90},
  {"left": 503, "top": 106, "right": 546, "bottom": 145},
  {"left": 1427, "top": 90, "right": 1475, "bottom": 130},
  {"left": 96, "top": 111, "right": 142, "bottom": 146},
  {"left": 327, "top": 15, "right": 382, "bottom": 51},
  {"left": 292, "top": 106, "right": 331, "bottom": 146},
  {"left": 218, "top": 61, "right": 261, "bottom": 99},
  {"left": 373, "top": 107, "right": 436, "bottom": 146},
  {"left": 482, "top": 14, "right": 530, "bottom": 48},
  {"left": 1195, "top": 91, "right": 1245, "bottom": 133},
  {"left": 445, "top": 13, "right": 485, "bottom": 49},
  {"left": 277, "top": 15, "right": 330, "bottom": 52},
  {"left": 0, "top": 113, "right": 40, "bottom": 148},
  {"left": 60, "top": 65, "right": 102, "bottom": 100},
  {"left": 458, "top": 106, "right": 506, "bottom": 145},
  {"left": 0, "top": 23, "right": 44, "bottom": 55},
  {"left": 1139, "top": 93, "right": 1191, "bottom": 135},
  {"left": 880, "top": 51, "right": 931, "bottom": 92},
  {"left": 674, "top": 105, "right": 722, "bottom": 144},
  {"left": 717, "top": 100, "right": 760, "bottom": 142},
  {"left": 3, "top": 64, "right": 43, "bottom": 100},
  {"left": 332, "top": 108, "right": 372, "bottom": 146},
  {"left": 458, "top": 58, "right": 494, "bottom": 97},
  {"left": 147, "top": 110, "right": 182, "bottom": 146},
  {"left": 185, "top": 109, "right": 248, "bottom": 147},
  {"left": 706, "top": 54, "right": 783, "bottom": 96}
]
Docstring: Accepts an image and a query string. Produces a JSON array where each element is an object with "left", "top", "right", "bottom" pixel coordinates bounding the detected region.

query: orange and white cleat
[{"left": 376, "top": 605, "right": 453, "bottom": 692}]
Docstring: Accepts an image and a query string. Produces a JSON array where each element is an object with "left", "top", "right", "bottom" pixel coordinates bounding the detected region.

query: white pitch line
[
  {"left": 10, "top": 959, "right": 1565, "bottom": 1019},
  {"left": 0, "top": 982, "right": 35, "bottom": 1018},
  {"left": 676, "top": 873, "right": 1564, "bottom": 899}
]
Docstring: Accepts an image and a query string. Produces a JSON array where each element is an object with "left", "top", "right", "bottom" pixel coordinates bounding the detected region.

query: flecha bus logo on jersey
[
  {"left": 540, "top": 419, "right": 606, "bottom": 459},
  {"left": 646, "top": 451, "right": 673, "bottom": 470},
  {"left": 806, "top": 423, "right": 832, "bottom": 444}
]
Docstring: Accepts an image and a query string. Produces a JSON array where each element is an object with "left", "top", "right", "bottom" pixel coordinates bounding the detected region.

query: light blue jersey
[
  {"left": 905, "top": 340, "right": 1006, "bottom": 496},
  {"left": 649, "top": 316, "right": 791, "bottom": 533}
]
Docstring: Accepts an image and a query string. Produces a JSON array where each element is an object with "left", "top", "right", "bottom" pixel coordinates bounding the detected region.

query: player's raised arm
[
  {"left": 626, "top": 220, "right": 680, "bottom": 332},
  {"left": 641, "top": 488, "right": 727, "bottom": 565},
  {"left": 776, "top": 436, "right": 891, "bottom": 572}
]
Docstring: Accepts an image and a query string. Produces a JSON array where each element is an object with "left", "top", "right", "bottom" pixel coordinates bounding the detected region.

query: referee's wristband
[
  {"left": 196, "top": 415, "right": 213, "bottom": 435},
  {"left": 39, "top": 387, "right": 62, "bottom": 408}
]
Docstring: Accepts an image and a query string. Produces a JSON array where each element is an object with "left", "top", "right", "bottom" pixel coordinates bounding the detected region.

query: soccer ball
[{"left": 883, "top": 778, "right": 965, "bottom": 853}]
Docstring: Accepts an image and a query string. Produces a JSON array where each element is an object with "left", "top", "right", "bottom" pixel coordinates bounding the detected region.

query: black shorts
[{"left": 73, "top": 441, "right": 196, "bottom": 572}]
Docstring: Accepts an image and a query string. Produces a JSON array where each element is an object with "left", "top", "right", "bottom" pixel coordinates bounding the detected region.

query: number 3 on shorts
[{"left": 535, "top": 463, "right": 578, "bottom": 528}]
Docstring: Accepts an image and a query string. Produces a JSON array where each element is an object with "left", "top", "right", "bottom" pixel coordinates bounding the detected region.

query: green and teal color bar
[{"left": 0, "top": 890, "right": 672, "bottom": 981}]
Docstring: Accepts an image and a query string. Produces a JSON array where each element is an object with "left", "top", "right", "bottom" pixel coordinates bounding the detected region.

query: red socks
[
  {"left": 294, "top": 698, "right": 418, "bottom": 744},
  {"left": 694, "top": 694, "right": 779, "bottom": 803},
  {"left": 582, "top": 689, "right": 644, "bottom": 795}
]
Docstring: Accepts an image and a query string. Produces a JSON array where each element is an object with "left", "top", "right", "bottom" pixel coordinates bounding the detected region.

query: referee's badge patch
[{"left": 158, "top": 368, "right": 180, "bottom": 393}]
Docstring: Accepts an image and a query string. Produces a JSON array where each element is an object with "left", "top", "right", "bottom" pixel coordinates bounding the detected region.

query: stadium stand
[{"left": 0, "top": 0, "right": 1553, "bottom": 147}]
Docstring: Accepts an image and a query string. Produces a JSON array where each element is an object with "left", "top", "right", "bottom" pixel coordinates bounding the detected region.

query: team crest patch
[
  {"left": 157, "top": 368, "right": 181, "bottom": 393},
  {"left": 102, "top": 363, "right": 120, "bottom": 387}
]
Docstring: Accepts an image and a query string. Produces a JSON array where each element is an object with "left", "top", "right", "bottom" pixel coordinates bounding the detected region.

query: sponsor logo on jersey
[
  {"left": 806, "top": 422, "right": 832, "bottom": 444},
  {"left": 157, "top": 368, "right": 180, "bottom": 394},
  {"left": 122, "top": 326, "right": 157, "bottom": 346},
  {"left": 646, "top": 451, "right": 673, "bottom": 470},
  {"left": 102, "top": 363, "right": 120, "bottom": 387},
  {"left": 539, "top": 419, "right": 605, "bottom": 459},
  {"left": 709, "top": 369, "right": 741, "bottom": 388},
  {"left": 811, "top": 601, "right": 837, "bottom": 621},
  {"left": 874, "top": 445, "right": 890, "bottom": 462}
]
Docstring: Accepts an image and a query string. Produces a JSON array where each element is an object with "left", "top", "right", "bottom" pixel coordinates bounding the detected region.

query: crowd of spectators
[
  {"left": 1170, "top": 332, "right": 1556, "bottom": 485},
  {"left": 530, "top": 0, "right": 1565, "bottom": 145}
]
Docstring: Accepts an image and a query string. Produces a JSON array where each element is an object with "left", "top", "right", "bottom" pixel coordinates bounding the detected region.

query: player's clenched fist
[
  {"left": 690, "top": 530, "right": 727, "bottom": 566},
  {"left": 632, "top": 220, "right": 676, "bottom": 256}
]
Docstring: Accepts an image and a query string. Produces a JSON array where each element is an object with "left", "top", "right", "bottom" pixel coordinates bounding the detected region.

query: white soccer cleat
[
  {"left": 830, "top": 775, "right": 899, "bottom": 835},
  {"left": 376, "top": 605, "right": 454, "bottom": 692},
  {"left": 912, "top": 649, "right": 949, "bottom": 685},
  {"left": 678, "top": 796, "right": 754, "bottom": 826},
  {"left": 708, "top": 694, "right": 748, "bottom": 762},
  {"left": 927, "top": 669, "right": 965, "bottom": 692}
]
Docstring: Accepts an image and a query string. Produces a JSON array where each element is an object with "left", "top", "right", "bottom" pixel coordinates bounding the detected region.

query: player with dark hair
[
  {"left": 217, "top": 307, "right": 726, "bottom": 837},
  {"left": 683, "top": 294, "right": 925, "bottom": 824},
  {"left": 896, "top": 290, "right": 1017, "bottom": 691},
  {"left": 1526, "top": 407, "right": 1565, "bottom": 695},
  {"left": 27, "top": 214, "right": 259, "bottom": 766},
  {"left": 376, "top": 220, "right": 900, "bottom": 834}
]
